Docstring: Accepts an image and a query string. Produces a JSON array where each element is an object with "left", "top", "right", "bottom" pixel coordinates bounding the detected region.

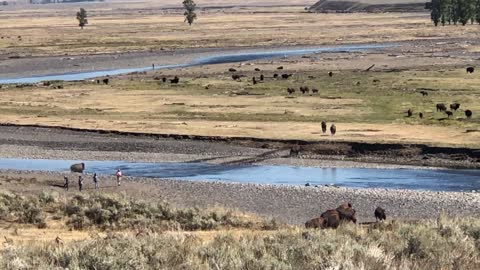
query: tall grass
[{"left": 2, "top": 217, "right": 480, "bottom": 269}]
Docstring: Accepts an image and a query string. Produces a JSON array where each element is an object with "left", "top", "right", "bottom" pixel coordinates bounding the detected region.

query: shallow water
[
  {"left": 0, "top": 158, "right": 479, "bottom": 192},
  {"left": 0, "top": 44, "right": 390, "bottom": 84}
]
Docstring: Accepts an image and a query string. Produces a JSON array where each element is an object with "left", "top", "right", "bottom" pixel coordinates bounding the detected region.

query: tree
[
  {"left": 183, "top": 0, "right": 197, "bottom": 26},
  {"left": 476, "top": 0, "right": 480, "bottom": 24},
  {"left": 76, "top": 8, "right": 88, "bottom": 29},
  {"left": 431, "top": 0, "right": 442, "bottom": 26}
]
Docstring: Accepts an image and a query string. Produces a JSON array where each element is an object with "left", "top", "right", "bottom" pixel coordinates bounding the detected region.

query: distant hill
[{"left": 309, "top": 0, "right": 429, "bottom": 13}]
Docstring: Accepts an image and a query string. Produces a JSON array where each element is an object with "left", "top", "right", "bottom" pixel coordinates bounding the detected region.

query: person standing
[
  {"left": 78, "top": 175, "right": 83, "bottom": 192},
  {"left": 93, "top": 173, "right": 99, "bottom": 190},
  {"left": 64, "top": 176, "right": 69, "bottom": 191},
  {"left": 116, "top": 169, "right": 122, "bottom": 186}
]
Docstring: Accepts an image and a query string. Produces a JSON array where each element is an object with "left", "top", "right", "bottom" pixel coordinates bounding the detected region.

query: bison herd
[{"left": 306, "top": 203, "right": 386, "bottom": 229}]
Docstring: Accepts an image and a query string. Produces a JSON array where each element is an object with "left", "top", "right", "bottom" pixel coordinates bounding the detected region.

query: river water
[
  {"left": 0, "top": 44, "right": 390, "bottom": 84},
  {"left": 0, "top": 158, "right": 479, "bottom": 192}
]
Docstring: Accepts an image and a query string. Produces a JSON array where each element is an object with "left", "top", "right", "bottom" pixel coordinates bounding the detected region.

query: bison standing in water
[{"left": 70, "top": 163, "right": 85, "bottom": 173}]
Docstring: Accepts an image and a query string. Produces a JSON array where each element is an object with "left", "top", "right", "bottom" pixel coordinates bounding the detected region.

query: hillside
[{"left": 309, "top": 0, "right": 429, "bottom": 12}]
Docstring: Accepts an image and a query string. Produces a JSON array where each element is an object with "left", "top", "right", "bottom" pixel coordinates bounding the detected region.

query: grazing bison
[
  {"left": 287, "top": 88, "right": 296, "bottom": 95},
  {"left": 254, "top": 68, "right": 261, "bottom": 72},
  {"left": 320, "top": 204, "right": 357, "bottom": 229},
  {"left": 305, "top": 217, "right": 325, "bottom": 229},
  {"left": 450, "top": 103, "right": 460, "bottom": 111},
  {"left": 232, "top": 74, "right": 241, "bottom": 81},
  {"left": 170, "top": 76, "right": 180, "bottom": 84},
  {"left": 374, "top": 207, "right": 386, "bottom": 222},
  {"left": 436, "top": 103, "right": 447, "bottom": 112},
  {"left": 419, "top": 90, "right": 428, "bottom": 96},
  {"left": 312, "top": 88, "right": 319, "bottom": 94},
  {"left": 419, "top": 112, "right": 423, "bottom": 119},
  {"left": 282, "top": 74, "right": 292, "bottom": 79},
  {"left": 407, "top": 109, "right": 412, "bottom": 117},
  {"left": 465, "top": 109, "right": 473, "bottom": 119},
  {"left": 328, "top": 71, "right": 333, "bottom": 77},
  {"left": 330, "top": 124, "right": 336, "bottom": 136},
  {"left": 252, "top": 77, "right": 257, "bottom": 85},
  {"left": 277, "top": 66, "right": 284, "bottom": 70},
  {"left": 321, "top": 121, "right": 327, "bottom": 133},
  {"left": 162, "top": 77, "right": 167, "bottom": 83},
  {"left": 300, "top": 86, "right": 309, "bottom": 94},
  {"left": 70, "top": 163, "right": 85, "bottom": 173},
  {"left": 228, "top": 68, "right": 237, "bottom": 72},
  {"left": 445, "top": 111, "right": 453, "bottom": 118},
  {"left": 260, "top": 74, "right": 264, "bottom": 81},
  {"left": 102, "top": 78, "right": 109, "bottom": 85},
  {"left": 273, "top": 73, "right": 279, "bottom": 78},
  {"left": 466, "top": 67, "right": 475, "bottom": 74}
]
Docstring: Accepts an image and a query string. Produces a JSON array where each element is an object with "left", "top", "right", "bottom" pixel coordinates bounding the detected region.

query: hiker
[
  {"left": 64, "top": 176, "right": 69, "bottom": 191},
  {"left": 78, "top": 175, "right": 83, "bottom": 192},
  {"left": 116, "top": 169, "right": 122, "bottom": 186},
  {"left": 93, "top": 173, "right": 99, "bottom": 190}
]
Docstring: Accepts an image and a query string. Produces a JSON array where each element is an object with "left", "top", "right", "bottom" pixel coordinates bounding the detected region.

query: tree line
[{"left": 429, "top": 0, "right": 480, "bottom": 26}]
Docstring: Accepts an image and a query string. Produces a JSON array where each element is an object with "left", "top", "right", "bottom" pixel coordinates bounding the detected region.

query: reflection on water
[
  {"left": 0, "top": 44, "right": 391, "bottom": 84},
  {"left": 0, "top": 158, "right": 479, "bottom": 192}
]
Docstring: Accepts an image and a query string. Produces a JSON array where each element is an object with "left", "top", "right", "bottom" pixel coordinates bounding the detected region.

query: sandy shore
[{"left": 0, "top": 169, "right": 478, "bottom": 225}]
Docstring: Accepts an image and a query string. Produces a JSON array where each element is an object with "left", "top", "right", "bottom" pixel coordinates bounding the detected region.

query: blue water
[
  {"left": 0, "top": 158, "right": 479, "bottom": 192},
  {"left": 0, "top": 44, "right": 391, "bottom": 84}
]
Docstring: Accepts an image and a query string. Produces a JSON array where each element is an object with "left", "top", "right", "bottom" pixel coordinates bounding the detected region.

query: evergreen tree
[
  {"left": 183, "top": 0, "right": 197, "bottom": 26},
  {"left": 76, "top": 8, "right": 88, "bottom": 29},
  {"left": 451, "top": 0, "right": 460, "bottom": 25},
  {"left": 476, "top": 0, "right": 480, "bottom": 24},
  {"left": 431, "top": 0, "right": 442, "bottom": 26}
]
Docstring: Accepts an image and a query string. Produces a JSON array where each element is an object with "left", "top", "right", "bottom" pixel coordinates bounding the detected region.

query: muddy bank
[
  {"left": 0, "top": 170, "right": 478, "bottom": 225},
  {"left": 0, "top": 124, "right": 478, "bottom": 169}
]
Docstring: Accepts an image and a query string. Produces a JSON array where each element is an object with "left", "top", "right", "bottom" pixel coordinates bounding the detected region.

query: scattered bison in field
[
  {"left": 450, "top": 103, "right": 460, "bottom": 111},
  {"left": 419, "top": 90, "right": 428, "bottom": 96},
  {"left": 232, "top": 74, "right": 241, "bottom": 81},
  {"left": 282, "top": 74, "right": 292, "bottom": 79},
  {"left": 277, "top": 66, "right": 284, "bottom": 70},
  {"left": 374, "top": 207, "right": 386, "bottom": 222},
  {"left": 287, "top": 88, "right": 295, "bottom": 95},
  {"left": 228, "top": 68, "right": 237, "bottom": 72},
  {"left": 300, "top": 86, "right": 309, "bottom": 94},
  {"left": 102, "top": 78, "right": 109, "bottom": 85},
  {"left": 162, "top": 77, "right": 167, "bottom": 83},
  {"left": 328, "top": 71, "right": 333, "bottom": 77},
  {"left": 316, "top": 203, "right": 357, "bottom": 229},
  {"left": 260, "top": 74, "right": 264, "bottom": 81},
  {"left": 465, "top": 109, "right": 473, "bottom": 118},
  {"left": 70, "top": 163, "right": 85, "bottom": 173},
  {"left": 312, "top": 88, "right": 319, "bottom": 94},
  {"left": 407, "top": 109, "right": 412, "bottom": 117},
  {"left": 436, "top": 103, "right": 447, "bottom": 112},
  {"left": 252, "top": 77, "right": 257, "bottom": 85},
  {"left": 466, "top": 67, "right": 475, "bottom": 73},
  {"left": 330, "top": 124, "right": 336, "bottom": 136},
  {"left": 273, "top": 73, "right": 279, "bottom": 78},
  {"left": 254, "top": 68, "right": 261, "bottom": 72},
  {"left": 419, "top": 112, "right": 423, "bottom": 119},
  {"left": 445, "top": 111, "right": 453, "bottom": 118}
]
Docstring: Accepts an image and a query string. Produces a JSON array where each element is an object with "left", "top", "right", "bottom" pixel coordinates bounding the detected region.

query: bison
[
  {"left": 300, "top": 86, "right": 309, "bottom": 94},
  {"left": 277, "top": 66, "right": 284, "bottom": 70},
  {"left": 374, "top": 207, "right": 386, "bottom": 222},
  {"left": 465, "top": 109, "right": 473, "bottom": 119},
  {"left": 170, "top": 76, "right": 180, "bottom": 84},
  {"left": 321, "top": 121, "right": 327, "bottom": 133},
  {"left": 162, "top": 77, "right": 167, "bottom": 83},
  {"left": 260, "top": 74, "right": 264, "bottom": 81},
  {"left": 254, "top": 68, "right": 261, "bottom": 72},
  {"left": 273, "top": 73, "right": 279, "bottom": 78},
  {"left": 252, "top": 77, "right": 257, "bottom": 85},
  {"left": 312, "top": 88, "right": 319, "bottom": 94},
  {"left": 232, "top": 74, "right": 241, "bottom": 81},
  {"left": 419, "top": 90, "right": 428, "bottom": 96},
  {"left": 450, "top": 103, "right": 460, "bottom": 111},
  {"left": 305, "top": 217, "right": 325, "bottom": 229},
  {"left": 445, "top": 111, "right": 453, "bottom": 118},
  {"left": 228, "top": 68, "right": 237, "bottom": 72},
  {"left": 319, "top": 204, "right": 357, "bottom": 229},
  {"left": 102, "top": 78, "right": 109, "bottom": 85},
  {"left": 419, "top": 112, "right": 423, "bottom": 119},
  {"left": 466, "top": 67, "right": 475, "bottom": 74},
  {"left": 436, "top": 103, "right": 447, "bottom": 112},
  {"left": 328, "top": 71, "right": 333, "bottom": 77},
  {"left": 407, "top": 109, "right": 412, "bottom": 117},
  {"left": 330, "top": 124, "right": 336, "bottom": 136},
  {"left": 287, "top": 88, "right": 296, "bottom": 95},
  {"left": 70, "top": 163, "right": 85, "bottom": 173},
  {"left": 282, "top": 74, "right": 292, "bottom": 79}
]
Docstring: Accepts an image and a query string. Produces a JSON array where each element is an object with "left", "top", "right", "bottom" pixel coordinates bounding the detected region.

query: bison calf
[{"left": 305, "top": 217, "right": 325, "bottom": 229}]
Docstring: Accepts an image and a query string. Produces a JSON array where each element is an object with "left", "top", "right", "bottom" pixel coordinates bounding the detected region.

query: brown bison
[
  {"left": 162, "top": 77, "right": 167, "bottom": 83},
  {"left": 102, "top": 78, "right": 109, "bottom": 85},
  {"left": 321, "top": 121, "right": 327, "bottom": 133},
  {"left": 232, "top": 74, "right": 241, "bottom": 81},
  {"left": 445, "top": 111, "right": 453, "bottom": 118},
  {"left": 305, "top": 217, "right": 325, "bottom": 229},
  {"left": 419, "top": 112, "right": 423, "bottom": 119},
  {"left": 282, "top": 74, "right": 292, "bottom": 79},
  {"left": 407, "top": 109, "right": 412, "bottom": 117},
  {"left": 287, "top": 88, "right": 296, "bottom": 95},
  {"left": 436, "top": 103, "right": 447, "bottom": 112},
  {"left": 254, "top": 68, "right": 261, "bottom": 72},
  {"left": 419, "top": 90, "right": 428, "bottom": 96},
  {"left": 228, "top": 68, "right": 237, "bottom": 72},
  {"left": 330, "top": 124, "right": 336, "bottom": 136},
  {"left": 70, "top": 163, "right": 85, "bottom": 173},
  {"left": 170, "top": 76, "right": 180, "bottom": 84},
  {"left": 260, "top": 74, "right": 264, "bottom": 81},
  {"left": 273, "top": 73, "right": 279, "bottom": 78},
  {"left": 312, "top": 88, "right": 319, "bottom": 94},
  {"left": 465, "top": 109, "right": 473, "bottom": 119},
  {"left": 450, "top": 103, "right": 460, "bottom": 111},
  {"left": 466, "top": 67, "right": 475, "bottom": 74},
  {"left": 374, "top": 207, "right": 386, "bottom": 222},
  {"left": 277, "top": 66, "right": 284, "bottom": 70},
  {"left": 328, "top": 71, "right": 333, "bottom": 77},
  {"left": 300, "top": 86, "right": 309, "bottom": 94},
  {"left": 319, "top": 204, "right": 357, "bottom": 229}
]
